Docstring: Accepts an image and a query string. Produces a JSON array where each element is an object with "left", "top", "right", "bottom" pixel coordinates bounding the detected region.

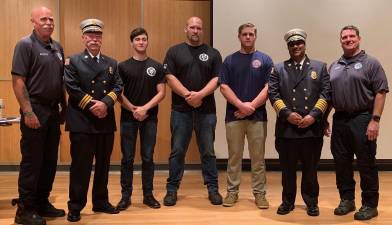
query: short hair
[
  {"left": 238, "top": 23, "right": 257, "bottom": 35},
  {"left": 130, "top": 27, "right": 148, "bottom": 42},
  {"left": 340, "top": 25, "right": 360, "bottom": 37}
]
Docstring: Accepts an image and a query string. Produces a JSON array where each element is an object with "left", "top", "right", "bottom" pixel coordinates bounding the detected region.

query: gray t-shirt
[
  {"left": 329, "top": 51, "right": 389, "bottom": 113},
  {"left": 11, "top": 31, "right": 64, "bottom": 103}
]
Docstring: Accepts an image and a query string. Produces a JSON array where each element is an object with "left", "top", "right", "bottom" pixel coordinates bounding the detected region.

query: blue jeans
[
  {"left": 166, "top": 110, "right": 219, "bottom": 193},
  {"left": 120, "top": 119, "right": 157, "bottom": 198}
]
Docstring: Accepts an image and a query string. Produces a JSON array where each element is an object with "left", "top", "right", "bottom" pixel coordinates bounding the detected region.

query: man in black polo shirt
[
  {"left": 11, "top": 6, "right": 66, "bottom": 225},
  {"left": 116, "top": 27, "right": 165, "bottom": 210},
  {"left": 327, "top": 25, "right": 389, "bottom": 220},
  {"left": 162, "top": 16, "right": 223, "bottom": 206}
]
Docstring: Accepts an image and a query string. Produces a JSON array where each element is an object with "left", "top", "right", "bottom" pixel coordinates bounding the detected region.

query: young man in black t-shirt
[
  {"left": 116, "top": 27, "right": 166, "bottom": 210},
  {"left": 162, "top": 17, "right": 223, "bottom": 206}
]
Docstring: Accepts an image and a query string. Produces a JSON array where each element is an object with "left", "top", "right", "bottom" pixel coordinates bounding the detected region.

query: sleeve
[
  {"left": 64, "top": 57, "right": 94, "bottom": 110},
  {"left": 211, "top": 49, "right": 223, "bottom": 77},
  {"left": 264, "top": 55, "right": 274, "bottom": 84},
  {"left": 156, "top": 63, "right": 166, "bottom": 84},
  {"left": 218, "top": 56, "right": 230, "bottom": 85},
  {"left": 101, "top": 62, "right": 123, "bottom": 107},
  {"left": 370, "top": 58, "right": 389, "bottom": 93},
  {"left": 11, "top": 40, "right": 32, "bottom": 76},
  {"left": 268, "top": 65, "right": 292, "bottom": 120},
  {"left": 309, "top": 63, "right": 330, "bottom": 120},
  {"left": 163, "top": 47, "right": 176, "bottom": 76}
]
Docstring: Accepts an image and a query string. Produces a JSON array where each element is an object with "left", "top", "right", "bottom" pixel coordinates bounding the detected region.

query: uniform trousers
[
  {"left": 276, "top": 137, "right": 323, "bottom": 206},
  {"left": 331, "top": 111, "right": 379, "bottom": 208},
  {"left": 18, "top": 104, "right": 60, "bottom": 209},
  {"left": 68, "top": 132, "right": 114, "bottom": 212}
]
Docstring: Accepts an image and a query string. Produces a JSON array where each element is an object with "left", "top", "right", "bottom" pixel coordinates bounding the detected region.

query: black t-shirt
[
  {"left": 11, "top": 31, "right": 64, "bottom": 103},
  {"left": 163, "top": 42, "right": 222, "bottom": 113},
  {"left": 119, "top": 57, "right": 165, "bottom": 122}
]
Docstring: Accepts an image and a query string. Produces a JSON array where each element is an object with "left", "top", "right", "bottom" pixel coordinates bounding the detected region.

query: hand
[
  {"left": 185, "top": 91, "right": 203, "bottom": 108},
  {"left": 89, "top": 100, "right": 108, "bottom": 118},
  {"left": 237, "top": 102, "right": 255, "bottom": 117},
  {"left": 24, "top": 112, "right": 41, "bottom": 129},
  {"left": 324, "top": 121, "right": 331, "bottom": 137},
  {"left": 133, "top": 106, "right": 149, "bottom": 121},
  {"left": 366, "top": 120, "right": 379, "bottom": 141},
  {"left": 298, "top": 115, "right": 316, "bottom": 128},
  {"left": 234, "top": 110, "right": 246, "bottom": 119},
  {"left": 287, "top": 112, "right": 303, "bottom": 125}
]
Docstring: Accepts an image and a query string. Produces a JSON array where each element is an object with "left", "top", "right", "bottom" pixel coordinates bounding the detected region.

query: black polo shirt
[
  {"left": 163, "top": 42, "right": 222, "bottom": 113},
  {"left": 119, "top": 57, "right": 165, "bottom": 122},
  {"left": 329, "top": 51, "right": 389, "bottom": 113},
  {"left": 11, "top": 31, "right": 64, "bottom": 103}
]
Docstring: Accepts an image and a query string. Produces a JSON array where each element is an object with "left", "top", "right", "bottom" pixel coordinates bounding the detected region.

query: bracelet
[{"left": 23, "top": 111, "right": 35, "bottom": 117}]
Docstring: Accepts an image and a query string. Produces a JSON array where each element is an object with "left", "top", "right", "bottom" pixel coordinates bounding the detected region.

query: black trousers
[
  {"left": 276, "top": 137, "right": 323, "bottom": 206},
  {"left": 18, "top": 104, "right": 60, "bottom": 209},
  {"left": 68, "top": 132, "right": 114, "bottom": 212},
  {"left": 331, "top": 112, "right": 379, "bottom": 208}
]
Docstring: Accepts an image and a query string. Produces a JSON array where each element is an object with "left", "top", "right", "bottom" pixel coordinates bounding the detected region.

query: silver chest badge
[
  {"left": 354, "top": 62, "right": 363, "bottom": 70},
  {"left": 146, "top": 67, "right": 156, "bottom": 77},
  {"left": 56, "top": 52, "right": 63, "bottom": 61},
  {"left": 199, "top": 53, "right": 209, "bottom": 62}
]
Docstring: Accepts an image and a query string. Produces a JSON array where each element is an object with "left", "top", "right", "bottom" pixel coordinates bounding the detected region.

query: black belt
[
  {"left": 334, "top": 109, "right": 372, "bottom": 118},
  {"left": 30, "top": 97, "right": 59, "bottom": 107}
]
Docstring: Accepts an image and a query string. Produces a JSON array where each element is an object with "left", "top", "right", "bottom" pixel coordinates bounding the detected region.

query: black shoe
[
  {"left": 163, "top": 192, "right": 177, "bottom": 206},
  {"left": 12, "top": 198, "right": 46, "bottom": 225},
  {"left": 37, "top": 202, "right": 65, "bottom": 217},
  {"left": 67, "top": 211, "right": 81, "bottom": 222},
  {"left": 208, "top": 192, "right": 223, "bottom": 205},
  {"left": 116, "top": 198, "right": 131, "bottom": 211},
  {"left": 307, "top": 205, "right": 320, "bottom": 216},
  {"left": 277, "top": 203, "right": 295, "bottom": 215},
  {"left": 334, "top": 199, "right": 356, "bottom": 215},
  {"left": 354, "top": 206, "right": 378, "bottom": 220},
  {"left": 92, "top": 202, "right": 120, "bottom": 214},
  {"left": 143, "top": 195, "right": 161, "bottom": 209},
  {"left": 15, "top": 209, "right": 46, "bottom": 225}
]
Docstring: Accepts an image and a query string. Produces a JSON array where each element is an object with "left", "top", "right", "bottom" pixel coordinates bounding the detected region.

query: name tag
[{"left": 40, "top": 52, "right": 49, "bottom": 56}]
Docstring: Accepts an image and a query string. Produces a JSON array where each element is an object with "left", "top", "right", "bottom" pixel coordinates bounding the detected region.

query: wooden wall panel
[
  {"left": 143, "top": 0, "right": 211, "bottom": 163},
  {"left": 58, "top": 0, "right": 142, "bottom": 163}
]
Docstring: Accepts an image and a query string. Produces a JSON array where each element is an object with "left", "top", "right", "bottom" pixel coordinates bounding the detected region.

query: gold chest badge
[
  {"left": 310, "top": 71, "right": 318, "bottom": 80},
  {"left": 108, "top": 66, "right": 113, "bottom": 75}
]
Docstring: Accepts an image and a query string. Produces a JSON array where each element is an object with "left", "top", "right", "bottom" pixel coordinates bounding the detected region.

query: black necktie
[{"left": 93, "top": 56, "right": 99, "bottom": 63}]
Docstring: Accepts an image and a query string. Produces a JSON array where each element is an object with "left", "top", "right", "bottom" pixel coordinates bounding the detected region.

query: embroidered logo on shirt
[
  {"left": 40, "top": 53, "right": 49, "bottom": 56},
  {"left": 252, "top": 59, "right": 262, "bottom": 68},
  {"left": 146, "top": 67, "right": 156, "bottom": 77},
  {"left": 199, "top": 53, "right": 209, "bottom": 62},
  {"left": 354, "top": 62, "right": 363, "bottom": 70}
]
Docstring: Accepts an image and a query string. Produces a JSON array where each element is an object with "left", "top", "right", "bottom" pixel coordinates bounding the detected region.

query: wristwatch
[{"left": 372, "top": 115, "right": 381, "bottom": 122}]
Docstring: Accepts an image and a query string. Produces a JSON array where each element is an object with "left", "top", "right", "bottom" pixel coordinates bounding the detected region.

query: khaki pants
[{"left": 225, "top": 120, "right": 267, "bottom": 194}]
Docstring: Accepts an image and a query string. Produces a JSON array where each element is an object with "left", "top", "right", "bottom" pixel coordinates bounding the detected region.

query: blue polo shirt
[{"left": 219, "top": 50, "right": 273, "bottom": 122}]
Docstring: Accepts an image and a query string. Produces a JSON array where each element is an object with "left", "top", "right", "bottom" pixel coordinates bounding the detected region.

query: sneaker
[
  {"left": 208, "top": 192, "right": 223, "bottom": 205},
  {"left": 254, "top": 193, "right": 269, "bottom": 209},
  {"left": 354, "top": 206, "right": 378, "bottom": 220},
  {"left": 163, "top": 191, "right": 177, "bottom": 206},
  {"left": 334, "top": 199, "right": 356, "bottom": 215},
  {"left": 222, "top": 192, "right": 238, "bottom": 207}
]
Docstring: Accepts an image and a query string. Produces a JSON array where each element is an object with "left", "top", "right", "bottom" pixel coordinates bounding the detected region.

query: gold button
[
  {"left": 103, "top": 90, "right": 107, "bottom": 94},
  {"left": 103, "top": 80, "right": 107, "bottom": 84},
  {"left": 304, "top": 88, "right": 307, "bottom": 91},
  {"left": 293, "top": 98, "right": 296, "bottom": 101},
  {"left": 293, "top": 106, "right": 296, "bottom": 110},
  {"left": 293, "top": 89, "right": 296, "bottom": 92},
  {"left": 305, "top": 97, "right": 308, "bottom": 100},
  {"left": 305, "top": 106, "right": 308, "bottom": 110},
  {"left": 91, "top": 90, "right": 95, "bottom": 94},
  {"left": 91, "top": 80, "right": 95, "bottom": 84}
]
